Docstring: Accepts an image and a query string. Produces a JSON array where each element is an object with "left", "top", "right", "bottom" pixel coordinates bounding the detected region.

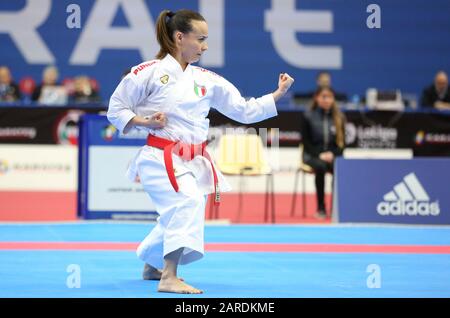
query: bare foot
[
  {"left": 158, "top": 276, "right": 203, "bottom": 294},
  {"left": 143, "top": 264, "right": 184, "bottom": 281},
  {"left": 142, "top": 263, "right": 162, "bottom": 280}
]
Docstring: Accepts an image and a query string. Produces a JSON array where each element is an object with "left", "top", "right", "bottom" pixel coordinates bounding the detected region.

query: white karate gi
[{"left": 107, "top": 54, "right": 277, "bottom": 269}]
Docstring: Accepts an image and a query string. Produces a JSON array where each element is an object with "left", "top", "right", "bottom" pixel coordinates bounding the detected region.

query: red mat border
[{"left": 1, "top": 242, "right": 450, "bottom": 254}]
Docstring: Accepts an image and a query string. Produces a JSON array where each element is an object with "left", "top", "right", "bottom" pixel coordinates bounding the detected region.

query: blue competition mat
[{"left": 0, "top": 223, "right": 449, "bottom": 298}]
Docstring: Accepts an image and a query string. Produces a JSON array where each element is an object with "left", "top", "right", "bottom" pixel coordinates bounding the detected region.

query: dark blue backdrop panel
[
  {"left": 335, "top": 158, "right": 450, "bottom": 225},
  {"left": 1, "top": 0, "right": 449, "bottom": 102}
]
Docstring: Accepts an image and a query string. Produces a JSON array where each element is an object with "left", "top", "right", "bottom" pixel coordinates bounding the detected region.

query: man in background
[
  {"left": 0, "top": 66, "right": 21, "bottom": 102},
  {"left": 421, "top": 71, "right": 450, "bottom": 110},
  {"left": 294, "top": 71, "right": 347, "bottom": 104}
]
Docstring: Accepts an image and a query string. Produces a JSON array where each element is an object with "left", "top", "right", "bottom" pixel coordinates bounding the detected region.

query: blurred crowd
[
  {"left": 1, "top": 64, "right": 449, "bottom": 111},
  {"left": 293, "top": 70, "right": 450, "bottom": 111},
  {"left": 0, "top": 65, "right": 101, "bottom": 105}
]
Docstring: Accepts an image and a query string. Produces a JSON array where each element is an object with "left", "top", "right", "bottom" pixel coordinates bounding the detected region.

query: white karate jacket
[{"left": 107, "top": 54, "right": 278, "bottom": 195}]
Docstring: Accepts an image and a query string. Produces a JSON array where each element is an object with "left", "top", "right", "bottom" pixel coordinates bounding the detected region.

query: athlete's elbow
[
  {"left": 106, "top": 110, "right": 115, "bottom": 126},
  {"left": 240, "top": 117, "right": 257, "bottom": 124},
  {"left": 106, "top": 111, "right": 122, "bottom": 133}
]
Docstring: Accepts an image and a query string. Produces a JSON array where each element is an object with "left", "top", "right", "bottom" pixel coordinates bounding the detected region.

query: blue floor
[{"left": 1, "top": 222, "right": 450, "bottom": 298}]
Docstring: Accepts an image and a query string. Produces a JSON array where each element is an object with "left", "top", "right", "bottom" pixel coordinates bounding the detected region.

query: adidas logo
[{"left": 377, "top": 173, "right": 440, "bottom": 216}]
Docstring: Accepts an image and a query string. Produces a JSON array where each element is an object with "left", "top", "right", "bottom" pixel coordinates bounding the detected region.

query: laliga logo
[
  {"left": 102, "top": 125, "right": 117, "bottom": 141},
  {"left": 0, "top": 160, "right": 9, "bottom": 175},
  {"left": 377, "top": 173, "right": 440, "bottom": 216}
]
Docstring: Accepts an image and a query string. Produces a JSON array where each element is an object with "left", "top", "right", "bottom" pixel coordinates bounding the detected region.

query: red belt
[{"left": 146, "top": 134, "right": 220, "bottom": 205}]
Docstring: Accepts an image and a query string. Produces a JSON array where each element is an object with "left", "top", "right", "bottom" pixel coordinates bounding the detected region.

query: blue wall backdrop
[{"left": 1, "top": 0, "right": 449, "bottom": 103}]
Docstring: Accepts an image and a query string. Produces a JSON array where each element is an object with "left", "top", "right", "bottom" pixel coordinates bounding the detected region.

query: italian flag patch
[{"left": 194, "top": 81, "right": 207, "bottom": 97}]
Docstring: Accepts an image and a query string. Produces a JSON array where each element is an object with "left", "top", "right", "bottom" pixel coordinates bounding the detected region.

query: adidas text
[{"left": 377, "top": 200, "right": 440, "bottom": 216}]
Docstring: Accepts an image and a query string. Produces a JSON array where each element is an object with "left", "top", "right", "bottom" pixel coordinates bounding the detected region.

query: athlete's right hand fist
[{"left": 144, "top": 112, "right": 167, "bottom": 129}]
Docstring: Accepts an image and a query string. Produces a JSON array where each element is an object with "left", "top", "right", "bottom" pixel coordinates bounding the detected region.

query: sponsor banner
[
  {"left": 343, "top": 111, "right": 450, "bottom": 156},
  {"left": 2, "top": 107, "right": 450, "bottom": 155},
  {"left": 344, "top": 112, "right": 399, "bottom": 149},
  {"left": 79, "top": 114, "right": 157, "bottom": 219},
  {"left": 334, "top": 158, "right": 450, "bottom": 225},
  {"left": 208, "top": 110, "right": 301, "bottom": 148},
  {"left": 209, "top": 109, "right": 450, "bottom": 155},
  {"left": 88, "top": 146, "right": 155, "bottom": 212},
  {"left": 410, "top": 113, "right": 450, "bottom": 156},
  {"left": 0, "top": 145, "right": 77, "bottom": 191},
  {"left": 0, "top": 107, "right": 105, "bottom": 144}
]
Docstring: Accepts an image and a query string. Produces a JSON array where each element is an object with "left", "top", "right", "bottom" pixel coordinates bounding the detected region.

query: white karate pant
[{"left": 133, "top": 146, "right": 211, "bottom": 269}]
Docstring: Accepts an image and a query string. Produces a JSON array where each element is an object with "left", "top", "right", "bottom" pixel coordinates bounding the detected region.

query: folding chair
[
  {"left": 291, "top": 144, "right": 333, "bottom": 218},
  {"left": 210, "top": 134, "right": 276, "bottom": 223}
]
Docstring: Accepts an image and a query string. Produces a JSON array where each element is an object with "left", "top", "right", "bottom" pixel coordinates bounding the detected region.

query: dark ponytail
[{"left": 155, "top": 9, "right": 206, "bottom": 59}]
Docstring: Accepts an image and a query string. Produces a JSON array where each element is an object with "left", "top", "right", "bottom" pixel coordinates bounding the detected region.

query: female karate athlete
[{"left": 107, "top": 9, "right": 294, "bottom": 294}]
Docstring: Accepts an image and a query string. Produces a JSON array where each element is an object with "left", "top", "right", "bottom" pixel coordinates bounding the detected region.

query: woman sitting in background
[{"left": 300, "top": 87, "right": 346, "bottom": 219}]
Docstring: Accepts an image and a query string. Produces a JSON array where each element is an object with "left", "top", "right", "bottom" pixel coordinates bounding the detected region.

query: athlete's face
[{"left": 177, "top": 20, "right": 209, "bottom": 64}]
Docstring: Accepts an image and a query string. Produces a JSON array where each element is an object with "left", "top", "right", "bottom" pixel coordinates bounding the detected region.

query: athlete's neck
[{"left": 172, "top": 52, "right": 189, "bottom": 71}]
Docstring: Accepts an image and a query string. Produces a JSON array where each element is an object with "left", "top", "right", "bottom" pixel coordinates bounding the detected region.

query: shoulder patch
[{"left": 132, "top": 60, "right": 160, "bottom": 76}]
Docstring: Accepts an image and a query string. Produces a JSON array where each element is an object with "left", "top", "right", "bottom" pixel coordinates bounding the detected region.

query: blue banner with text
[
  {"left": 335, "top": 158, "right": 450, "bottom": 225},
  {"left": 1, "top": 0, "right": 449, "bottom": 103}
]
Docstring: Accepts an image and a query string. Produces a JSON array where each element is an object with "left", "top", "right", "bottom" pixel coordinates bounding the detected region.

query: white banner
[
  {"left": 0, "top": 145, "right": 77, "bottom": 191},
  {"left": 88, "top": 146, "right": 155, "bottom": 212}
]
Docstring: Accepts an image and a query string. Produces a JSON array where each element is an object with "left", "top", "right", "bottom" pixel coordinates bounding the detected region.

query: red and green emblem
[{"left": 194, "top": 81, "right": 207, "bottom": 97}]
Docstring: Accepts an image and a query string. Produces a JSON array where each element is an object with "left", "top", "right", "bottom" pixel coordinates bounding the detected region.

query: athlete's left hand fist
[
  {"left": 278, "top": 73, "right": 294, "bottom": 94},
  {"left": 272, "top": 73, "right": 295, "bottom": 102}
]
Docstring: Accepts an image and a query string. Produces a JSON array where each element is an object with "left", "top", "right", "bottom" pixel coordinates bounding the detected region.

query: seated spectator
[
  {"left": 31, "top": 66, "right": 68, "bottom": 105},
  {"left": 294, "top": 71, "right": 348, "bottom": 104},
  {"left": 32, "top": 66, "right": 59, "bottom": 100},
  {"left": 420, "top": 71, "right": 450, "bottom": 110},
  {"left": 0, "top": 66, "right": 21, "bottom": 102},
  {"left": 300, "top": 87, "right": 346, "bottom": 219},
  {"left": 72, "top": 76, "right": 101, "bottom": 103}
]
